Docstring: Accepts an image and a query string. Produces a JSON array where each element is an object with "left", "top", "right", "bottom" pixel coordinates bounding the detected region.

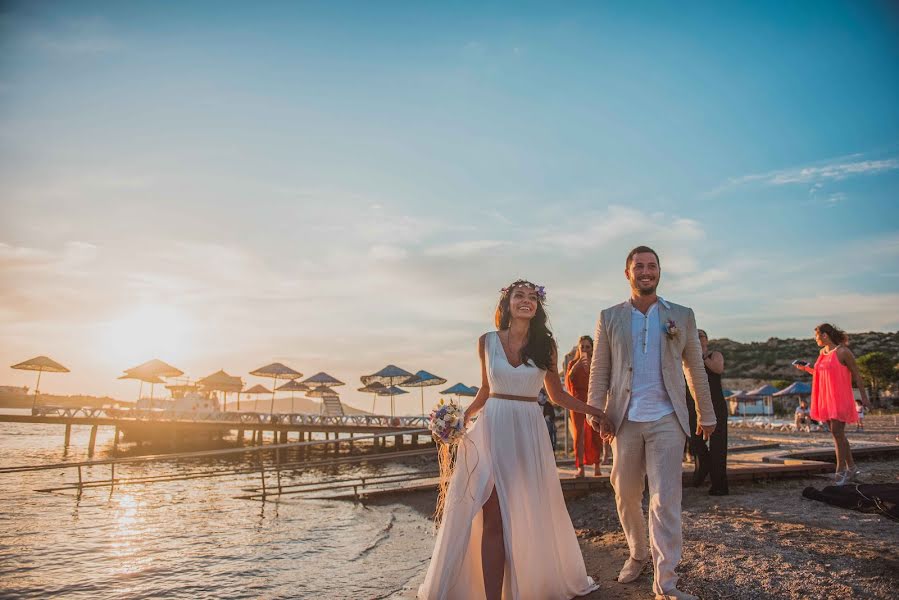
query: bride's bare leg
[{"left": 481, "top": 488, "right": 505, "bottom": 600}]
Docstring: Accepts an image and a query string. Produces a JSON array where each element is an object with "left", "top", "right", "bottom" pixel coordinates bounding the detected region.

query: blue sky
[{"left": 1, "top": 1, "right": 898, "bottom": 409}]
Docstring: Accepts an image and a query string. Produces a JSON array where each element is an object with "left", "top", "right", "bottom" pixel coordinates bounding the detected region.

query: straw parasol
[
  {"left": 358, "top": 381, "right": 387, "bottom": 413},
  {"left": 276, "top": 379, "right": 310, "bottom": 413},
  {"left": 10, "top": 356, "right": 70, "bottom": 410},
  {"left": 118, "top": 372, "right": 165, "bottom": 403},
  {"left": 197, "top": 369, "right": 244, "bottom": 410},
  {"left": 121, "top": 359, "right": 184, "bottom": 402},
  {"left": 305, "top": 384, "right": 338, "bottom": 398},
  {"left": 123, "top": 359, "right": 184, "bottom": 379},
  {"left": 374, "top": 385, "right": 408, "bottom": 415},
  {"left": 301, "top": 372, "right": 345, "bottom": 387},
  {"left": 303, "top": 384, "right": 337, "bottom": 413},
  {"left": 441, "top": 382, "right": 478, "bottom": 399},
  {"left": 249, "top": 362, "right": 302, "bottom": 414},
  {"left": 361, "top": 365, "right": 414, "bottom": 416},
  {"left": 243, "top": 384, "right": 272, "bottom": 411},
  {"left": 400, "top": 369, "right": 447, "bottom": 415}
]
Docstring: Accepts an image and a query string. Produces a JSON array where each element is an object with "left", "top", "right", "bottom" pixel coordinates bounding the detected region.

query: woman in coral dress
[
  {"left": 564, "top": 335, "right": 608, "bottom": 477},
  {"left": 794, "top": 323, "right": 870, "bottom": 485},
  {"left": 418, "top": 280, "right": 612, "bottom": 600}
]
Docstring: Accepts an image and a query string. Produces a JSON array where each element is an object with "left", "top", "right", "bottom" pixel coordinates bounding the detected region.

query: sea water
[{"left": 0, "top": 410, "right": 434, "bottom": 599}]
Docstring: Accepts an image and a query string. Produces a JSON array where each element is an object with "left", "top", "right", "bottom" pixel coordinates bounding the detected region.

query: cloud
[
  {"left": 425, "top": 240, "right": 509, "bottom": 257},
  {"left": 368, "top": 244, "right": 408, "bottom": 261},
  {"left": 25, "top": 17, "right": 121, "bottom": 55},
  {"left": 712, "top": 155, "right": 899, "bottom": 195},
  {"left": 535, "top": 205, "right": 704, "bottom": 253},
  {"left": 0, "top": 243, "right": 55, "bottom": 270},
  {"left": 0, "top": 241, "right": 97, "bottom": 271}
]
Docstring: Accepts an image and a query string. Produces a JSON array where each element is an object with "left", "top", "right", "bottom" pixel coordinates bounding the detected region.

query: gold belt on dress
[{"left": 490, "top": 393, "right": 539, "bottom": 402}]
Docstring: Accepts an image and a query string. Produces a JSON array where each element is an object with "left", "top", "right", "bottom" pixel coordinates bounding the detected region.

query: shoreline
[{"left": 377, "top": 455, "right": 899, "bottom": 600}]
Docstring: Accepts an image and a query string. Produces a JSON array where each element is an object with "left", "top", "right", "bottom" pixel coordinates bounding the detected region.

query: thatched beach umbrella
[
  {"left": 361, "top": 365, "right": 414, "bottom": 417},
  {"left": 305, "top": 384, "right": 340, "bottom": 414},
  {"left": 243, "top": 384, "right": 272, "bottom": 411},
  {"left": 400, "top": 369, "right": 447, "bottom": 415},
  {"left": 197, "top": 369, "right": 244, "bottom": 410},
  {"left": 301, "top": 372, "right": 345, "bottom": 387},
  {"left": 123, "top": 359, "right": 184, "bottom": 379},
  {"left": 441, "top": 382, "right": 478, "bottom": 400},
  {"left": 375, "top": 385, "right": 409, "bottom": 415},
  {"left": 10, "top": 356, "right": 70, "bottom": 410},
  {"left": 118, "top": 372, "right": 165, "bottom": 403},
  {"left": 276, "top": 379, "right": 310, "bottom": 413},
  {"left": 358, "top": 381, "right": 387, "bottom": 413},
  {"left": 249, "top": 362, "right": 302, "bottom": 414},
  {"left": 121, "top": 359, "right": 184, "bottom": 402},
  {"left": 305, "top": 384, "right": 338, "bottom": 398}
]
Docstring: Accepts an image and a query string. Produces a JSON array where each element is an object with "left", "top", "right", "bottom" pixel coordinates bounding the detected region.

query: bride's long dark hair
[{"left": 494, "top": 279, "right": 556, "bottom": 370}]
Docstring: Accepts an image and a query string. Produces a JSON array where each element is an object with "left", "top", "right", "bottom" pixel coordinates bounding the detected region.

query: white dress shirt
[{"left": 626, "top": 298, "right": 675, "bottom": 422}]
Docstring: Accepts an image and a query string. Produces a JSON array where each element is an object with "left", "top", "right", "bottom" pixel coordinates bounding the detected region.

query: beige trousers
[{"left": 610, "top": 412, "right": 686, "bottom": 595}]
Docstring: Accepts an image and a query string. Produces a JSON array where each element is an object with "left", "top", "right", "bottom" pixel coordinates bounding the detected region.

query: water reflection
[{"left": 0, "top": 416, "right": 436, "bottom": 599}]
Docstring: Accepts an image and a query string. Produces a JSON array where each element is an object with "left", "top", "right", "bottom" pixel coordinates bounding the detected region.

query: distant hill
[
  {"left": 0, "top": 389, "right": 128, "bottom": 409},
  {"left": 0, "top": 388, "right": 369, "bottom": 415},
  {"left": 710, "top": 331, "right": 899, "bottom": 381}
]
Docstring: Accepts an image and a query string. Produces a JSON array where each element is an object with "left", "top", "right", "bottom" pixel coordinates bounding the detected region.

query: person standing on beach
[
  {"left": 685, "top": 329, "right": 729, "bottom": 496},
  {"left": 418, "top": 279, "right": 611, "bottom": 600},
  {"left": 794, "top": 399, "right": 811, "bottom": 431},
  {"left": 794, "top": 323, "right": 870, "bottom": 485},
  {"left": 587, "top": 246, "right": 715, "bottom": 600},
  {"left": 565, "top": 335, "right": 608, "bottom": 477}
]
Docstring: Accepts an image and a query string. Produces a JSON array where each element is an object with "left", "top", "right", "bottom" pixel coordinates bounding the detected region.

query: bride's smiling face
[{"left": 508, "top": 286, "right": 540, "bottom": 320}]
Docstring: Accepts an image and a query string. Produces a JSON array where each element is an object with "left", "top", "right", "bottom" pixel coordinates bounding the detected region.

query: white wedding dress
[{"left": 418, "top": 331, "right": 599, "bottom": 600}]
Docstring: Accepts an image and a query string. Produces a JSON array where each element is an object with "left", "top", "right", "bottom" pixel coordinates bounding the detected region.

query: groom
[{"left": 587, "top": 246, "right": 715, "bottom": 600}]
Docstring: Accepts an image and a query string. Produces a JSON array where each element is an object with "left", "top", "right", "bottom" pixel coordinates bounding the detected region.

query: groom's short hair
[{"left": 626, "top": 245, "right": 660, "bottom": 268}]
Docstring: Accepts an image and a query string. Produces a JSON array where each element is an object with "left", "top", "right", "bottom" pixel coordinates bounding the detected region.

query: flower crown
[{"left": 500, "top": 279, "right": 546, "bottom": 301}]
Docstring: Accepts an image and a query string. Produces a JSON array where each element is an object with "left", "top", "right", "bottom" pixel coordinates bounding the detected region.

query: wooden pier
[
  {"left": 0, "top": 406, "right": 432, "bottom": 455},
  {"left": 286, "top": 442, "right": 899, "bottom": 502}
]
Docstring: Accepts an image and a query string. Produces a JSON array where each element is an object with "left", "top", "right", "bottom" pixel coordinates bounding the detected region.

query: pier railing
[{"left": 32, "top": 405, "right": 429, "bottom": 428}]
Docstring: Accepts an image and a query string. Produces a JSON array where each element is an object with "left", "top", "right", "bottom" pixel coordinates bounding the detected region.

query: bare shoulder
[
  {"left": 478, "top": 333, "right": 490, "bottom": 354},
  {"left": 836, "top": 345, "right": 855, "bottom": 361}
]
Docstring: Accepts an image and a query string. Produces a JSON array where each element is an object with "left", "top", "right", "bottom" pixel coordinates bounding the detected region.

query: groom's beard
[{"left": 631, "top": 282, "right": 658, "bottom": 296}]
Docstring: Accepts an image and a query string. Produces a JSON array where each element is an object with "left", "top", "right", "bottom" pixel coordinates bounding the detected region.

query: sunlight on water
[{"left": 0, "top": 414, "right": 435, "bottom": 599}]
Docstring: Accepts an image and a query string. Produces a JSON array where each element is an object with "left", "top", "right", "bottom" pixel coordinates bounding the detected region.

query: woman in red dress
[
  {"left": 564, "top": 335, "right": 609, "bottom": 477},
  {"left": 794, "top": 323, "right": 870, "bottom": 485}
]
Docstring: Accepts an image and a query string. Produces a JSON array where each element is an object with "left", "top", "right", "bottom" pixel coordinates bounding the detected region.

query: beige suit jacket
[{"left": 587, "top": 298, "right": 715, "bottom": 436}]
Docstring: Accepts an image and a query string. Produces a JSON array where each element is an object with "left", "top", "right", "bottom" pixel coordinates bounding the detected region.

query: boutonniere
[{"left": 664, "top": 319, "right": 679, "bottom": 339}]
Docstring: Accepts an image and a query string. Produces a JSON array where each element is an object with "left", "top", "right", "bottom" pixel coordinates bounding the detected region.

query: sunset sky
[{"left": 2, "top": 2, "right": 898, "bottom": 412}]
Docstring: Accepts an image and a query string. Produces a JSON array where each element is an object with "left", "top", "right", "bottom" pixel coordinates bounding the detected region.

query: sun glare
[{"left": 99, "top": 304, "right": 194, "bottom": 367}]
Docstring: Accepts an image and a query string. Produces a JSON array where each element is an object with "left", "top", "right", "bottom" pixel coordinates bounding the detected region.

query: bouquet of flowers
[
  {"left": 428, "top": 398, "right": 465, "bottom": 445},
  {"left": 429, "top": 398, "right": 467, "bottom": 527}
]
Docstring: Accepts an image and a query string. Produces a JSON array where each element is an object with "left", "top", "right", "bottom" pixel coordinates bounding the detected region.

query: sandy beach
[{"left": 384, "top": 452, "right": 899, "bottom": 600}]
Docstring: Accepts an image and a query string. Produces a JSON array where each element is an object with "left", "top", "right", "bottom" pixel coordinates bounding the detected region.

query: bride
[{"left": 418, "top": 280, "right": 613, "bottom": 600}]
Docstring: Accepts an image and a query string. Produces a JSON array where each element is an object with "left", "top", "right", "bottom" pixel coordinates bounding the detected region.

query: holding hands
[{"left": 587, "top": 410, "right": 615, "bottom": 441}]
